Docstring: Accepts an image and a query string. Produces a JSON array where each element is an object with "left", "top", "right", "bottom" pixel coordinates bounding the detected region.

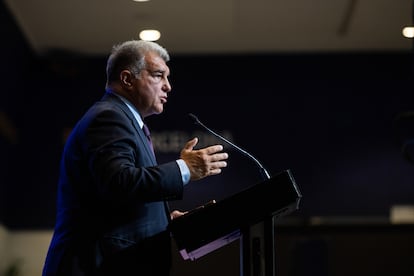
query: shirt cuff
[{"left": 176, "top": 159, "right": 190, "bottom": 185}]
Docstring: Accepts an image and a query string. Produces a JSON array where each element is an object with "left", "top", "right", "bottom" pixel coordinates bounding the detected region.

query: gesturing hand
[{"left": 180, "top": 137, "right": 228, "bottom": 181}]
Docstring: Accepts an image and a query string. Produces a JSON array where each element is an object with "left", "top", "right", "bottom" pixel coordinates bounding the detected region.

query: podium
[{"left": 169, "top": 169, "right": 302, "bottom": 276}]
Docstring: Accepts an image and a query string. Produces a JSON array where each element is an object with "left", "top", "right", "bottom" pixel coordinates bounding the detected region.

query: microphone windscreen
[{"left": 188, "top": 113, "right": 200, "bottom": 124}]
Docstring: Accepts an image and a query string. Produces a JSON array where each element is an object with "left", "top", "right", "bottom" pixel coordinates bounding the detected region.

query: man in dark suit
[{"left": 42, "top": 40, "right": 229, "bottom": 276}]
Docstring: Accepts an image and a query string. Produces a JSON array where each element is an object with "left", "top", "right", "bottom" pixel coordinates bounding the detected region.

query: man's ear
[{"left": 120, "top": 70, "right": 134, "bottom": 88}]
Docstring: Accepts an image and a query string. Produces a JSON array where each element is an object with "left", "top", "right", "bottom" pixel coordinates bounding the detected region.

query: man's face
[{"left": 133, "top": 52, "right": 172, "bottom": 118}]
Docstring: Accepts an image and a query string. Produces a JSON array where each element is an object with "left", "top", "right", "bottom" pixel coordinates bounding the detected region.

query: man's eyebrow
[
  {"left": 148, "top": 69, "right": 165, "bottom": 73},
  {"left": 152, "top": 69, "right": 170, "bottom": 76}
]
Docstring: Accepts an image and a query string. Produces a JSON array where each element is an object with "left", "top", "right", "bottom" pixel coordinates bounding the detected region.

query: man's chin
[
  {"left": 156, "top": 105, "right": 165, "bottom": 114},
  {"left": 150, "top": 107, "right": 163, "bottom": 116}
]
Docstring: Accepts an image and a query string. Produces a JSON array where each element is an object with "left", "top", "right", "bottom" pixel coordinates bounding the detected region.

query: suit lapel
[{"left": 103, "top": 92, "right": 157, "bottom": 165}]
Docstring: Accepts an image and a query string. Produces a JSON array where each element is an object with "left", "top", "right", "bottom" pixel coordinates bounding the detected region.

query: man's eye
[{"left": 152, "top": 73, "right": 163, "bottom": 79}]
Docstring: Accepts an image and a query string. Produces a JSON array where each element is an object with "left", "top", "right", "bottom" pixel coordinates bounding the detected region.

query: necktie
[{"left": 142, "top": 123, "right": 155, "bottom": 156}]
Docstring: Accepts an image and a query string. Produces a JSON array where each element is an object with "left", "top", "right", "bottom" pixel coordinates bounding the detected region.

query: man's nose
[{"left": 163, "top": 78, "right": 172, "bottom": 92}]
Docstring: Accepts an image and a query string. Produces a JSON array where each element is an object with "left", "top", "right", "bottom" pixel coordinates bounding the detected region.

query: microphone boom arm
[{"left": 188, "top": 113, "right": 271, "bottom": 180}]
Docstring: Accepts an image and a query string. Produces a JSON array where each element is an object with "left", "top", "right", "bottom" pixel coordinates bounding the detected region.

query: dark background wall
[
  {"left": 1, "top": 1, "right": 414, "bottom": 230},
  {"left": 2, "top": 2, "right": 414, "bottom": 275}
]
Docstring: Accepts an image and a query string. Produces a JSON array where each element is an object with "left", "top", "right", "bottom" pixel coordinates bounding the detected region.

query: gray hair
[{"left": 106, "top": 40, "right": 170, "bottom": 85}]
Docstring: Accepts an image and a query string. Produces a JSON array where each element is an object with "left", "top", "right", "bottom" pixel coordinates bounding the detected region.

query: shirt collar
[{"left": 111, "top": 92, "right": 144, "bottom": 129}]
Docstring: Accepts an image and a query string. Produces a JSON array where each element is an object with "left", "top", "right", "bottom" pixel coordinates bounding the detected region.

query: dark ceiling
[{"left": 4, "top": 0, "right": 414, "bottom": 56}]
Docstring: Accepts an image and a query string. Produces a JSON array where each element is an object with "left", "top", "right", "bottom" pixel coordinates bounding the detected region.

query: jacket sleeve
[{"left": 71, "top": 102, "right": 184, "bottom": 204}]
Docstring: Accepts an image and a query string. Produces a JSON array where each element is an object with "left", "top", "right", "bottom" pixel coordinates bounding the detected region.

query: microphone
[{"left": 188, "top": 113, "right": 271, "bottom": 180}]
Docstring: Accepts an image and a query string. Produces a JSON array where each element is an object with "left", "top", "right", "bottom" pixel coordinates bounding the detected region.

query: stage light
[
  {"left": 402, "top": 26, "right": 414, "bottom": 38},
  {"left": 139, "top": 30, "right": 161, "bottom": 41}
]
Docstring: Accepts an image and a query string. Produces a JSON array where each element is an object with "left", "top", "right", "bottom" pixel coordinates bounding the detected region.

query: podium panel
[{"left": 169, "top": 169, "right": 302, "bottom": 261}]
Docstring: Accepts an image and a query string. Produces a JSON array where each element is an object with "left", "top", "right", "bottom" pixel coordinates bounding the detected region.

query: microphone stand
[{"left": 188, "top": 113, "right": 276, "bottom": 276}]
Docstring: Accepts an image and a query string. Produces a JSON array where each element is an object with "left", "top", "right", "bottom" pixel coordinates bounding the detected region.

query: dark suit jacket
[{"left": 43, "top": 92, "right": 184, "bottom": 275}]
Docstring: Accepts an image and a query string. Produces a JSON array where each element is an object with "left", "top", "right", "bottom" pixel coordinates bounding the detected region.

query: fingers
[
  {"left": 170, "top": 210, "right": 188, "bottom": 220},
  {"left": 209, "top": 152, "right": 228, "bottom": 162},
  {"left": 194, "top": 146, "right": 228, "bottom": 167},
  {"left": 207, "top": 160, "right": 228, "bottom": 175},
  {"left": 203, "top": 144, "right": 224, "bottom": 155},
  {"left": 208, "top": 166, "right": 225, "bottom": 176}
]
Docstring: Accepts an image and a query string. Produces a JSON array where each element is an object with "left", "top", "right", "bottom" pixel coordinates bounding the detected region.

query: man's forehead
[{"left": 145, "top": 53, "right": 169, "bottom": 70}]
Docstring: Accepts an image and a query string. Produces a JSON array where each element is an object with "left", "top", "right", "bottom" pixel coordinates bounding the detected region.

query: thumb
[{"left": 183, "top": 137, "right": 198, "bottom": 151}]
